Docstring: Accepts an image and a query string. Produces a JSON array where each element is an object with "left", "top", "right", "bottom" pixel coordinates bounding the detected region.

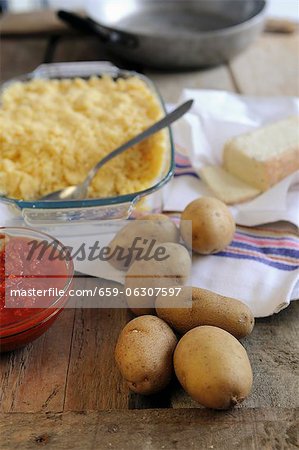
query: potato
[
  {"left": 108, "top": 217, "right": 179, "bottom": 271},
  {"left": 180, "top": 197, "right": 235, "bottom": 254},
  {"left": 125, "top": 242, "right": 191, "bottom": 315},
  {"left": 115, "top": 315, "right": 177, "bottom": 395},
  {"left": 137, "top": 213, "right": 172, "bottom": 221},
  {"left": 174, "top": 326, "right": 253, "bottom": 409},
  {"left": 156, "top": 286, "right": 254, "bottom": 339}
]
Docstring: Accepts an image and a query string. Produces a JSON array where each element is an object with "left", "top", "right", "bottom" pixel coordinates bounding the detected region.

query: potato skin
[
  {"left": 174, "top": 326, "right": 253, "bottom": 409},
  {"left": 180, "top": 197, "right": 235, "bottom": 254},
  {"left": 108, "top": 217, "right": 179, "bottom": 271},
  {"left": 156, "top": 286, "right": 254, "bottom": 339},
  {"left": 115, "top": 315, "right": 177, "bottom": 395},
  {"left": 137, "top": 213, "right": 173, "bottom": 222},
  {"left": 125, "top": 243, "right": 191, "bottom": 315}
]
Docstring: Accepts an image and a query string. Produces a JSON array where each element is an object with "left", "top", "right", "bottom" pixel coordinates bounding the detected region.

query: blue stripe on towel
[{"left": 215, "top": 251, "right": 298, "bottom": 271}]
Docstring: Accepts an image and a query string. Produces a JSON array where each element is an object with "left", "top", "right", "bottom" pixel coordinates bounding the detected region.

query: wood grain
[
  {"left": 0, "top": 309, "right": 75, "bottom": 413},
  {"left": 52, "top": 36, "right": 109, "bottom": 65},
  {"left": 0, "top": 11, "right": 71, "bottom": 36},
  {"left": 147, "top": 66, "right": 235, "bottom": 103},
  {"left": 63, "top": 278, "right": 130, "bottom": 411},
  {"left": 0, "top": 409, "right": 298, "bottom": 450},
  {"left": 51, "top": 35, "right": 145, "bottom": 72}
]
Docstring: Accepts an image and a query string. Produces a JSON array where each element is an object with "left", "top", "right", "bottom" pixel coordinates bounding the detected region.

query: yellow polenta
[{"left": 0, "top": 76, "right": 167, "bottom": 200}]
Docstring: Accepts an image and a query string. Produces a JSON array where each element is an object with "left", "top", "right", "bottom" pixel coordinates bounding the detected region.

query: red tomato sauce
[{"left": 0, "top": 235, "right": 70, "bottom": 328}]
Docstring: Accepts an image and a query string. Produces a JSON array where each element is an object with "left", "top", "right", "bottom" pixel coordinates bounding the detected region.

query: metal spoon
[{"left": 41, "top": 99, "right": 193, "bottom": 201}]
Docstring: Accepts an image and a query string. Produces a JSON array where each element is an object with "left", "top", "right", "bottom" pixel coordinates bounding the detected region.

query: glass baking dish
[{"left": 0, "top": 62, "right": 175, "bottom": 225}]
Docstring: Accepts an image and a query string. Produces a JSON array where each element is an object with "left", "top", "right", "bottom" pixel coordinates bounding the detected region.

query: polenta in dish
[{"left": 0, "top": 76, "right": 168, "bottom": 200}]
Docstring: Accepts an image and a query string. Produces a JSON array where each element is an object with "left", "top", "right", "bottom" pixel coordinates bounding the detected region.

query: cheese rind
[
  {"left": 223, "top": 116, "right": 299, "bottom": 191},
  {"left": 200, "top": 166, "right": 261, "bottom": 204}
]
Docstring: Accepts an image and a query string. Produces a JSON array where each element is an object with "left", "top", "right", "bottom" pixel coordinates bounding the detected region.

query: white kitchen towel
[{"left": 163, "top": 89, "right": 299, "bottom": 227}]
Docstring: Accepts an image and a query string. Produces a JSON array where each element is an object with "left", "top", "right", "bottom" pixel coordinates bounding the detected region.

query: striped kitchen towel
[
  {"left": 173, "top": 149, "right": 199, "bottom": 179},
  {"left": 166, "top": 158, "right": 299, "bottom": 317},
  {"left": 217, "top": 226, "right": 298, "bottom": 272},
  {"left": 188, "top": 222, "right": 299, "bottom": 317},
  {"left": 163, "top": 148, "right": 299, "bottom": 316}
]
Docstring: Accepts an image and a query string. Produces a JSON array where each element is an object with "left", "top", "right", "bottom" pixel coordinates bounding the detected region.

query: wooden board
[
  {"left": 1, "top": 409, "right": 298, "bottom": 450},
  {"left": 52, "top": 36, "right": 110, "bottom": 65},
  {"left": 148, "top": 66, "right": 235, "bottom": 103},
  {"left": 0, "top": 38, "right": 48, "bottom": 82},
  {"left": 63, "top": 278, "right": 130, "bottom": 411},
  {"left": 0, "top": 24, "right": 299, "bottom": 449},
  {"left": 0, "top": 309, "right": 75, "bottom": 413},
  {"left": 1, "top": 299, "right": 298, "bottom": 414},
  {"left": 0, "top": 11, "right": 72, "bottom": 36}
]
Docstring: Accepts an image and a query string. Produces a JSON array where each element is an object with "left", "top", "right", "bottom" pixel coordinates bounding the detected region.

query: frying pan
[{"left": 58, "top": 0, "right": 266, "bottom": 69}]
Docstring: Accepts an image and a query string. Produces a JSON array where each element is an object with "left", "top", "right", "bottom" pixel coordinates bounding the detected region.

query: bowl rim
[
  {"left": 0, "top": 226, "right": 74, "bottom": 337},
  {"left": 87, "top": 0, "right": 267, "bottom": 39},
  {"left": 0, "top": 67, "right": 175, "bottom": 211},
  {"left": 0, "top": 301, "right": 64, "bottom": 342}
]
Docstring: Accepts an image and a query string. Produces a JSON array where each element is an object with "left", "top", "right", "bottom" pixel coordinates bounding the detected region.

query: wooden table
[{"left": 0, "top": 11, "right": 299, "bottom": 450}]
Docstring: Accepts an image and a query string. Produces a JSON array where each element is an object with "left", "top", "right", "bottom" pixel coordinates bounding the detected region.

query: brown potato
[
  {"left": 156, "top": 286, "right": 254, "bottom": 339},
  {"left": 174, "top": 326, "right": 253, "bottom": 409},
  {"left": 125, "top": 242, "right": 191, "bottom": 315},
  {"left": 115, "top": 315, "right": 177, "bottom": 395},
  {"left": 108, "top": 217, "right": 179, "bottom": 271},
  {"left": 180, "top": 197, "right": 235, "bottom": 254}
]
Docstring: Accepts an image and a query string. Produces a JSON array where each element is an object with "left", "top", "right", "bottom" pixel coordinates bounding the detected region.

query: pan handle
[{"left": 57, "top": 10, "right": 138, "bottom": 49}]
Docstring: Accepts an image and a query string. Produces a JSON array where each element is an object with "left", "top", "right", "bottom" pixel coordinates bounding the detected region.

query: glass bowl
[
  {"left": 0, "top": 62, "right": 175, "bottom": 225},
  {"left": 0, "top": 227, "right": 74, "bottom": 352}
]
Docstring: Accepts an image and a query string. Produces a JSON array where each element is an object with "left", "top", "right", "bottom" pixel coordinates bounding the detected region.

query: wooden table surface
[{"left": 0, "top": 11, "right": 299, "bottom": 450}]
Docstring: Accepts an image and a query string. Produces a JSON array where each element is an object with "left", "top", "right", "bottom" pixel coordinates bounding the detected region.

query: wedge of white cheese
[
  {"left": 200, "top": 166, "right": 261, "bottom": 204},
  {"left": 223, "top": 116, "right": 299, "bottom": 191}
]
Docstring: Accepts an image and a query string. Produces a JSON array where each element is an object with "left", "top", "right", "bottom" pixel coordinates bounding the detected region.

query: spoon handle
[{"left": 82, "top": 99, "right": 193, "bottom": 189}]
